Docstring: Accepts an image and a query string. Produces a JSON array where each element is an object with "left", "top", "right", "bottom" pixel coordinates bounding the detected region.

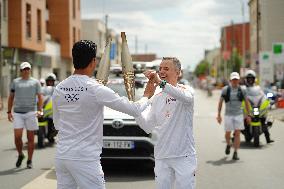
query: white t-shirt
[
  {"left": 136, "top": 83, "right": 196, "bottom": 159},
  {"left": 52, "top": 74, "right": 149, "bottom": 161}
]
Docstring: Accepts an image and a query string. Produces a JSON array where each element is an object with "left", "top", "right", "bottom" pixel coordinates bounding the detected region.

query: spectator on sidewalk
[{"left": 7, "top": 62, "right": 43, "bottom": 169}]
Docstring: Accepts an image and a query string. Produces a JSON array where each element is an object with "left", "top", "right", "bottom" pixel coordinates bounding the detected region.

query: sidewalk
[{"left": 0, "top": 97, "right": 7, "bottom": 120}]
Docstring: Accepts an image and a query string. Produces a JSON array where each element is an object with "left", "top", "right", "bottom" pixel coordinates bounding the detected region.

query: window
[
  {"left": 78, "top": 0, "right": 80, "bottom": 11},
  {"left": 78, "top": 29, "right": 80, "bottom": 40},
  {"left": 3, "top": 0, "right": 7, "bottom": 19},
  {"left": 72, "top": 0, "right": 76, "bottom": 19},
  {"left": 73, "top": 27, "right": 76, "bottom": 44},
  {"left": 26, "top": 3, "right": 32, "bottom": 38},
  {"left": 37, "top": 9, "right": 42, "bottom": 41}
]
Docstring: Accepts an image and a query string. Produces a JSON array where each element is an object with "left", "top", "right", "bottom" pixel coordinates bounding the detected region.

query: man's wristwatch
[
  {"left": 7, "top": 111, "right": 11, "bottom": 114},
  {"left": 159, "top": 80, "right": 167, "bottom": 88}
]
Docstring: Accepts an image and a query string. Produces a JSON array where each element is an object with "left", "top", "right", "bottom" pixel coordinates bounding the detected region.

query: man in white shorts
[
  {"left": 135, "top": 57, "right": 197, "bottom": 189},
  {"left": 217, "top": 72, "right": 250, "bottom": 160},
  {"left": 7, "top": 62, "right": 43, "bottom": 168},
  {"left": 52, "top": 40, "right": 154, "bottom": 189}
]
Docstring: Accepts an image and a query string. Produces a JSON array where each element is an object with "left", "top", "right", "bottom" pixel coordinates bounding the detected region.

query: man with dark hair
[
  {"left": 52, "top": 40, "right": 154, "bottom": 189},
  {"left": 136, "top": 57, "right": 197, "bottom": 189},
  {"left": 7, "top": 62, "right": 43, "bottom": 169}
]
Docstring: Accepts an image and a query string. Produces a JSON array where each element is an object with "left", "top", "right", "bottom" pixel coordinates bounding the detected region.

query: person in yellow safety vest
[
  {"left": 245, "top": 70, "right": 274, "bottom": 143},
  {"left": 38, "top": 73, "right": 57, "bottom": 148},
  {"left": 42, "top": 73, "right": 56, "bottom": 96}
]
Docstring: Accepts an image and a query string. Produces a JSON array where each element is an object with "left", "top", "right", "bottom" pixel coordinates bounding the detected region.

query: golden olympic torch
[
  {"left": 96, "top": 38, "right": 112, "bottom": 85},
  {"left": 121, "top": 32, "right": 135, "bottom": 101}
]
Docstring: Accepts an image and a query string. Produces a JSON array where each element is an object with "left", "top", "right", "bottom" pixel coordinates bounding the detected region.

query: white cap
[
  {"left": 20, "top": 62, "right": 31, "bottom": 70},
  {"left": 230, "top": 72, "right": 240, "bottom": 80}
]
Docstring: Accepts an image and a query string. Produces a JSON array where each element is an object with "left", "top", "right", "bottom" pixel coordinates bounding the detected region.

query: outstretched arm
[
  {"left": 135, "top": 104, "right": 156, "bottom": 134},
  {"left": 95, "top": 85, "right": 151, "bottom": 117}
]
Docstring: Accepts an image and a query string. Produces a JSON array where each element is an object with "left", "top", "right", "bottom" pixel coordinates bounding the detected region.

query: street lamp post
[
  {"left": 0, "top": 2, "right": 3, "bottom": 98},
  {"left": 105, "top": 14, "right": 108, "bottom": 44},
  {"left": 240, "top": 0, "right": 246, "bottom": 69}
]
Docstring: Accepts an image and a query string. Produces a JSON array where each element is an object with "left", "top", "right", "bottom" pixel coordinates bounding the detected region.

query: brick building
[{"left": 220, "top": 22, "right": 250, "bottom": 67}]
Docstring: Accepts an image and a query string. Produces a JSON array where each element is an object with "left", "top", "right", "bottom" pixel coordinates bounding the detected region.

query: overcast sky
[{"left": 81, "top": 0, "right": 249, "bottom": 70}]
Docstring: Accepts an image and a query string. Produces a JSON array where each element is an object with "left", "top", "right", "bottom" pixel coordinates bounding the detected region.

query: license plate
[{"left": 103, "top": 140, "right": 135, "bottom": 149}]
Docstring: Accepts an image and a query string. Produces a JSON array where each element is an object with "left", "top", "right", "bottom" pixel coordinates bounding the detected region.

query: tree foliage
[
  {"left": 194, "top": 60, "right": 209, "bottom": 77},
  {"left": 217, "top": 48, "right": 242, "bottom": 78}
]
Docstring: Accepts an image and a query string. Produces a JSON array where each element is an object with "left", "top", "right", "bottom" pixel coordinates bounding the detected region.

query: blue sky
[{"left": 81, "top": 0, "right": 249, "bottom": 70}]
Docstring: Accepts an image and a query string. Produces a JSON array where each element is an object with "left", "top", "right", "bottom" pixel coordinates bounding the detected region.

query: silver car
[{"left": 101, "top": 78, "right": 156, "bottom": 162}]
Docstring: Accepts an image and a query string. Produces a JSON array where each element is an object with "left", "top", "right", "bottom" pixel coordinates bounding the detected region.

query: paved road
[
  {"left": 0, "top": 89, "right": 284, "bottom": 189},
  {"left": 0, "top": 118, "right": 56, "bottom": 189}
]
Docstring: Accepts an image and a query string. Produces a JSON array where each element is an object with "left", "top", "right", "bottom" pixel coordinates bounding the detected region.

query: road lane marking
[{"left": 21, "top": 167, "right": 56, "bottom": 189}]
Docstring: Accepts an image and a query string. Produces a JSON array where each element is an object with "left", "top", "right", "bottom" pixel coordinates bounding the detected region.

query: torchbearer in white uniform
[
  {"left": 52, "top": 40, "right": 155, "bottom": 189},
  {"left": 136, "top": 57, "right": 197, "bottom": 189}
]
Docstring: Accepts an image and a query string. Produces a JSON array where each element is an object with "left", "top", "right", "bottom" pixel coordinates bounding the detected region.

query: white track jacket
[
  {"left": 52, "top": 75, "right": 149, "bottom": 161},
  {"left": 136, "top": 83, "right": 196, "bottom": 159}
]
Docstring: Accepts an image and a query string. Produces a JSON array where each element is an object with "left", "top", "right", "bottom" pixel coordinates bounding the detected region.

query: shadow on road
[
  {"left": 0, "top": 167, "right": 27, "bottom": 176},
  {"left": 206, "top": 157, "right": 242, "bottom": 166},
  {"left": 102, "top": 160, "right": 155, "bottom": 182},
  {"left": 3, "top": 142, "right": 55, "bottom": 152},
  {"left": 45, "top": 168, "right": 57, "bottom": 180},
  {"left": 239, "top": 141, "right": 269, "bottom": 150},
  {"left": 221, "top": 140, "right": 269, "bottom": 150},
  {"left": 41, "top": 160, "right": 155, "bottom": 182}
]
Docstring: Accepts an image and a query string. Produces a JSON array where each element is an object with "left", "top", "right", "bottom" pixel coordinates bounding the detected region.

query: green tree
[
  {"left": 194, "top": 60, "right": 209, "bottom": 77},
  {"left": 230, "top": 48, "right": 242, "bottom": 72}
]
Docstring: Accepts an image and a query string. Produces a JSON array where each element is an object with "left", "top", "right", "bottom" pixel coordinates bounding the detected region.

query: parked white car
[{"left": 101, "top": 77, "right": 156, "bottom": 162}]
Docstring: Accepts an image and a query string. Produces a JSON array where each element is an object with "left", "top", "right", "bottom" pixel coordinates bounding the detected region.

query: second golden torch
[
  {"left": 96, "top": 38, "right": 111, "bottom": 85},
  {"left": 121, "top": 32, "right": 135, "bottom": 101}
]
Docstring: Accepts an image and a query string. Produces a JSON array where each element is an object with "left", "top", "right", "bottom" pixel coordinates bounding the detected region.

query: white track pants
[
  {"left": 154, "top": 155, "right": 197, "bottom": 189},
  {"left": 55, "top": 159, "right": 105, "bottom": 189}
]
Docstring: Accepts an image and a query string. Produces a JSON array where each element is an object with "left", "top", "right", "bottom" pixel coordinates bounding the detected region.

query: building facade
[
  {"left": 8, "top": 0, "right": 46, "bottom": 51},
  {"left": 47, "top": 0, "right": 81, "bottom": 80},
  {"left": 0, "top": 0, "right": 82, "bottom": 97},
  {"left": 204, "top": 48, "right": 221, "bottom": 79},
  {"left": 249, "top": 0, "right": 284, "bottom": 83},
  {"left": 0, "top": 0, "right": 9, "bottom": 97},
  {"left": 81, "top": 19, "right": 122, "bottom": 70},
  {"left": 82, "top": 19, "right": 106, "bottom": 57},
  {"left": 220, "top": 22, "right": 250, "bottom": 67}
]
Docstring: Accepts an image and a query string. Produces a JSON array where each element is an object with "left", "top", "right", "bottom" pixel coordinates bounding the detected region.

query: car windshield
[
  {"left": 106, "top": 79, "right": 145, "bottom": 101},
  {"left": 107, "top": 82, "right": 128, "bottom": 97}
]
